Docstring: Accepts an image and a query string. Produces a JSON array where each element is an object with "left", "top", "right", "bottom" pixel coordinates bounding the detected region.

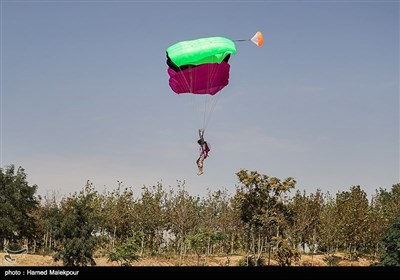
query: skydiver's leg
[{"left": 197, "top": 154, "right": 205, "bottom": 175}]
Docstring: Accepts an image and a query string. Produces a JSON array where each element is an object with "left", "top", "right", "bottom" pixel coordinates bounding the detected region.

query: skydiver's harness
[{"left": 198, "top": 129, "right": 209, "bottom": 158}]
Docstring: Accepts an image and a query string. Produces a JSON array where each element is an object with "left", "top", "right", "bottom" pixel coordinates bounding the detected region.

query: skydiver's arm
[{"left": 199, "top": 129, "right": 204, "bottom": 140}]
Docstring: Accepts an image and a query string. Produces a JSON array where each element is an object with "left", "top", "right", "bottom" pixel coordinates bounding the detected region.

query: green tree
[
  {"left": 336, "top": 186, "right": 369, "bottom": 260},
  {"left": 318, "top": 193, "right": 339, "bottom": 254},
  {"left": 379, "top": 214, "right": 400, "bottom": 266},
  {"left": 217, "top": 196, "right": 244, "bottom": 262},
  {"left": 199, "top": 189, "right": 232, "bottom": 255},
  {"left": 375, "top": 184, "right": 400, "bottom": 232},
  {"left": 134, "top": 183, "right": 167, "bottom": 255},
  {"left": 101, "top": 183, "right": 136, "bottom": 248},
  {"left": 0, "top": 165, "right": 39, "bottom": 249},
  {"left": 234, "top": 169, "right": 296, "bottom": 265},
  {"left": 33, "top": 192, "right": 62, "bottom": 254},
  {"left": 165, "top": 181, "right": 201, "bottom": 262},
  {"left": 107, "top": 236, "right": 140, "bottom": 266},
  {"left": 288, "top": 189, "right": 323, "bottom": 254},
  {"left": 366, "top": 194, "right": 387, "bottom": 258},
  {"left": 186, "top": 231, "right": 210, "bottom": 266},
  {"left": 366, "top": 184, "right": 400, "bottom": 260},
  {"left": 53, "top": 181, "right": 101, "bottom": 266}
]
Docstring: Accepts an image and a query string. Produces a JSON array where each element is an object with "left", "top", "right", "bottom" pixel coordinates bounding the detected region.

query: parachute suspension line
[
  {"left": 202, "top": 57, "right": 221, "bottom": 130},
  {"left": 174, "top": 64, "right": 199, "bottom": 127},
  {"left": 200, "top": 57, "right": 214, "bottom": 130},
  {"left": 203, "top": 91, "right": 221, "bottom": 131},
  {"left": 203, "top": 60, "right": 214, "bottom": 129},
  {"left": 175, "top": 60, "right": 220, "bottom": 131},
  {"left": 177, "top": 65, "right": 192, "bottom": 94}
]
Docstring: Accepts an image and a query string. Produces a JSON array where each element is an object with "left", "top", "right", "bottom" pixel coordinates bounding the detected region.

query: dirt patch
[{"left": 1, "top": 253, "right": 62, "bottom": 266}]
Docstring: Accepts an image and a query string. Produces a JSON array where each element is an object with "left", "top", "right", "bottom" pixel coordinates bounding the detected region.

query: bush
[
  {"left": 107, "top": 237, "right": 140, "bottom": 266},
  {"left": 272, "top": 237, "right": 301, "bottom": 266},
  {"left": 323, "top": 254, "right": 341, "bottom": 266},
  {"left": 238, "top": 255, "right": 265, "bottom": 266}
]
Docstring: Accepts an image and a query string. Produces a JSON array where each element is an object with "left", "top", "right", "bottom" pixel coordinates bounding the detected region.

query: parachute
[
  {"left": 166, "top": 37, "right": 236, "bottom": 96},
  {"left": 166, "top": 32, "right": 264, "bottom": 129}
]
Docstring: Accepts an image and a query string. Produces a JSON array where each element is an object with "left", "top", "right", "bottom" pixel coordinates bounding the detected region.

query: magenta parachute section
[{"left": 168, "top": 61, "right": 230, "bottom": 95}]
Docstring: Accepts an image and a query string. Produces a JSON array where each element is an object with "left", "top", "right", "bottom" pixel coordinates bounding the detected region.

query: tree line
[{"left": 1, "top": 164, "right": 399, "bottom": 266}]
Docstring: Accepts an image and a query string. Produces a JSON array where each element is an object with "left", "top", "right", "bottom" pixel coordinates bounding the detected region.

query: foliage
[
  {"left": 0, "top": 165, "right": 39, "bottom": 248},
  {"left": 237, "top": 255, "right": 265, "bottom": 266},
  {"left": 336, "top": 186, "right": 369, "bottom": 257},
  {"left": 288, "top": 190, "right": 323, "bottom": 253},
  {"left": 272, "top": 236, "right": 301, "bottom": 266},
  {"left": 53, "top": 182, "right": 101, "bottom": 266},
  {"left": 186, "top": 231, "right": 226, "bottom": 265},
  {"left": 33, "top": 193, "right": 62, "bottom": 254},
  {"left": 234, "top": 169, "right": 296, "bottom": 228},
  {"left": 134, "top": 183, "right": 167, "bottom": 255},
  {"left": 234, "top": 169, "right": 295, "bottom": 264},
  {"left": 100, "top": 182, "right": 136, "bottom": 242},
  {"left": 165, "top": 181, "right": 202, "bottom": 254},
  {"left": 107, "top": 236, "right": 140, "bottom": 266},
  {"left": 378, "top": 214, "right": 400, "bottom": 266},
  {"left": 318, "top": 194, "right": 340, "bottom": 253}
]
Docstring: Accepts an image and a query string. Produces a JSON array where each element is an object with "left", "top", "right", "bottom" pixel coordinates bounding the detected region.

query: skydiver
[{"left": 196, "top": 129, "right": 210, "bottom": 176}]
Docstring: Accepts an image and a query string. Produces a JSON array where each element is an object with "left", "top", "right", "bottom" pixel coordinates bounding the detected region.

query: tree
[
  {"left": 288, "top": 189, "right": 323, "bottom": 254},
  {"left": 186, "top": 231, "right": 210, "bottom": 266},
  {"left": 107, "top": 236, "right": 140, "bottom": 266},
  {"left": 33, "top": 192, "right": 62, "bottom": 254},
  {"left": 134, "top": 183, "right": 167, "bottom": 255},
  {"left": 375, "top": 184, "right": 400, "bottom": 231},
  {"left": 272, "top": 236, "right": 301, "bottom": 266},
  {"left": 335, "top": 186, "right": 369, "bottom": 259},
  {"left": 199, "top": 189, "right": 233, "bottom": 256},
  {"left": 219, "top": 198, "right": 244, "bottom": 256},
  {"left": 233, "top": 169, "right": 296, "bottom": 265},
  {"left": 100, "top": 182, "right": 136, "bottom": 247},
  {"left": 165, "top": 181, "right": 201, "bottom": 262},
  {"left": 0, "top": 165, "right": 39, "bottom": 249},
  {"left": 318, "top": 193, "right": 339, "bottom": 254},
  {"left": 366, "top": 194, "right": 387, "bottom": 258},
  {"left": 53, "top": 181, "right": 101, "bottom": 266},
  {"left": 379, "top": 214, "right": 400, "bottom": 266}
]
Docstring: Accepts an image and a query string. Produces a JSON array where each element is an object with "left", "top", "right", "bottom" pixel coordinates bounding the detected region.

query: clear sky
[{"left": 1, "top": 0, "right": 399, "bottom": 199}]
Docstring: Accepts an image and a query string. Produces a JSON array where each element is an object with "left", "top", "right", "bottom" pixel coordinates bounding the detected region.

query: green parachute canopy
[{"left": 166, "top": 36, "right": 237, "bottom": 67}]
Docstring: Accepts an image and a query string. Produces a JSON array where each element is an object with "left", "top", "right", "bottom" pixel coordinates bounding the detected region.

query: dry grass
[{"left": 0, "top": 252, "right": 374, "bottom": 267}]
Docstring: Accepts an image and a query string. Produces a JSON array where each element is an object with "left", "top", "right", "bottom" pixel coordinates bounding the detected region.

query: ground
[{"left": 0, "top": 252, "right": 375, "bottom": 267}]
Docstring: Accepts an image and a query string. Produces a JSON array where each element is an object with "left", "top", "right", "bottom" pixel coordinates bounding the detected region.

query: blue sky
[{"left": 1, "top": 0, "right": 399, "bottom": 199}]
